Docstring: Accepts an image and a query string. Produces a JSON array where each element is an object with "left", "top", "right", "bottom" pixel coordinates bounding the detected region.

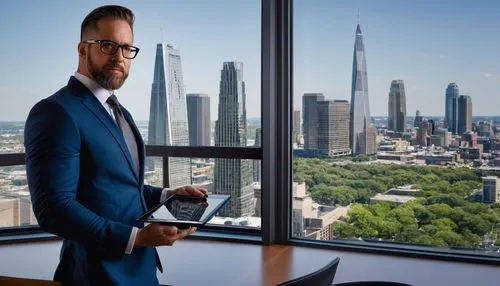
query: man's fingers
[
  {"left": 163, "top": 227, "right": 197, "bottom": 245},
  {"left": 182, "top": 185, "right": 206, "bottom": 197},
  {"left": 176, "top": 227, "right": 196, "bottom": 239},
  {"left": 161, "top": 225, "right": 178, "bottom": 235}
]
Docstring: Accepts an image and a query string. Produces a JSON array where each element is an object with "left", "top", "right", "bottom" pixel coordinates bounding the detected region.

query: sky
[{"left": 0, "top": 0, "right": 499, "bottom": 121}]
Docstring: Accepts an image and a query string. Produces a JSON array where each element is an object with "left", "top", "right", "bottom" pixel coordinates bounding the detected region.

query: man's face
[{"left": 82, "top": 18, "right": 133, "bottom": 90}]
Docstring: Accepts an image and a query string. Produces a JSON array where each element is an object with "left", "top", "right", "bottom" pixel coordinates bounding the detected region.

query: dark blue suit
[{"left": 24, "top": 77, "right": 163, "bottom": 286}]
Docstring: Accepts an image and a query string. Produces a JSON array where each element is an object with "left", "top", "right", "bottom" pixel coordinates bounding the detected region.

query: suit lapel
[{"left": 68, "top": 77, "right": 140, "bottom": 184}]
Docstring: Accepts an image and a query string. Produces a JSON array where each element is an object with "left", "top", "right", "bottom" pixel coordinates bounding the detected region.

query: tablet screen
[{"left": 145, "top": 194, "right": 230, "bottom": 223}]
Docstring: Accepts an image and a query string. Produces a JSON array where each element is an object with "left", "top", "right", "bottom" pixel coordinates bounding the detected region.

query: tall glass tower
[
  {"left": 186, "top": 93, "right": 211, "bottom": 146},
  {"left": 388, "top": 80, "right": 407, "bottom": 133},
  {"left": 302, "top": 93, "right": 325, "bottom": 149},
  {"left": 147, "top": 43, "right": 191, "bottom": 188},
  {"left": 214, "top": 62, "right": 255, "bottom": 218},
  {"left": 457, "top": 95, "right": 472, "bottom": 135},
  {"left": 445, "top": 83, "right": 459, "bottom": 134},
  {"left": 350, "top": 24, "right": 375, "bottom": 155}
]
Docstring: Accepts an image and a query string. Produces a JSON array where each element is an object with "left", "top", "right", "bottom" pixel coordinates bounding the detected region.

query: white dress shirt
[{"left": 73, "top": 72, "right": 170, "bottom": 254}]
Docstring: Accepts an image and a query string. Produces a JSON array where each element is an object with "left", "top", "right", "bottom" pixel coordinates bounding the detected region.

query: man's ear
[{"left": 78, "top": 42, "right": 87, "bottom": 60}]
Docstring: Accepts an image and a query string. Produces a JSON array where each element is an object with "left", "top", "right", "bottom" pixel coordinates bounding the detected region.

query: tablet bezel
[{"left": 138, "top": 194, "right": 231, "bottom": 228}]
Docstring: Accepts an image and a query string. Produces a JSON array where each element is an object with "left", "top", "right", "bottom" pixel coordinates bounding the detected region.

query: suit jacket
[{"left": 24, "top": 77, "right": 163, "bottom": 286}]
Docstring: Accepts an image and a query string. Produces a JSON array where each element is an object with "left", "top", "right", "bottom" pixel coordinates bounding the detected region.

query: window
[
  {"left": 0, "top": 0, "right": 261, "bottom": 233},
  {"left": 292, "top": 0, "right": 500, "bottom": 258}
]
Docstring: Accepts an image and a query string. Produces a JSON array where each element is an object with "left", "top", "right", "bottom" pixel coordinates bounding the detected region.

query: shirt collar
[{"left": 74, "top": 72, "right": 114, "bottom": 105}]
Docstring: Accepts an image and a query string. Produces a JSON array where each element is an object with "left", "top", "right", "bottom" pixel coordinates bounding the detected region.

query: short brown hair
[{"left": 80, "top": 5, "right": 134, "bottom": 40}]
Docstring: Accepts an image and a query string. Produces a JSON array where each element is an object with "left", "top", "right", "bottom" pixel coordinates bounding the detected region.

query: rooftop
[{"left": 370, "top": 194, "right": 416, "bottom": 204}]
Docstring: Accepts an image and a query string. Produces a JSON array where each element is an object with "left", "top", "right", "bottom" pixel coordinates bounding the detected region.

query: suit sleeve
[
  {"left": 142, "top": 184, "right": 164, "bottom": 210},
  {"left": 25, "top": 99, "right": 132, "bottom": 260}
]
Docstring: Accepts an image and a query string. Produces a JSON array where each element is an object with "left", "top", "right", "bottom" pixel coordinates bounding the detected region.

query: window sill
[
  {"left": 0, "top": 231, "right": 60, "bottom": 245},
  {"left": 288, "top": 238, "right": 500, "bottom": 266},
  {"left": 0, "top": 227, "right": 261, "bottom": 246}
]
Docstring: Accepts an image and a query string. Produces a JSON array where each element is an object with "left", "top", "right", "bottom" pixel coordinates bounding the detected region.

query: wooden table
[{"left": 157, "top": 240, "right": 339, "bottom": 286}]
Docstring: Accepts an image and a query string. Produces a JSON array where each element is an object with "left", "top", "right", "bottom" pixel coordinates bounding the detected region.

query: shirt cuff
[{"left": 125, "top": 227, "right": 138, "bottom": 255}]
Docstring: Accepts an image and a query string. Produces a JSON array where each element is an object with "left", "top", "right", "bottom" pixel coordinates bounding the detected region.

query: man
[{"left": 24, "top": 5, "right": 205, "bottom": 286}]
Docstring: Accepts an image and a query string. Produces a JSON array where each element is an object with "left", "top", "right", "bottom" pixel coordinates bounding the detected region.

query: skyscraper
[
  {"left": 350, "top": 24, "right": 375, "bottom": 155},
  {"left": 253, "top": 128, "right": 261, "bottom": 183},
  {"left": 147, "top": 43, "right": 191, "bottom": 188},
  {"left": 388, "top": 80, "right": 407, "bottom": 133},
  {"left": 482, "top": 176, "right": 500, "bottom": 203},
  {"left": 445, "top": 83, "right": 459, "bottom": 134},
  {"left": 414, "top": 110, "right": 423, "bottom": 128},
  {"left": 214, "top": 62, "right": 255, "bottom": 218},
  {"left": 293, "top": 108, "right": 301, "bottom": 145},
  {"left": 457, "top": 95, "right": 472, "bottom": 135},
  {"left": 302, "top": 93, "right": 325, "bottom": 149},
  {"left": 186, "top": 93, "right": 211, "bottom": 146},
  {"left": 317, "top": 100, "right": 351, "bottom": 156}
]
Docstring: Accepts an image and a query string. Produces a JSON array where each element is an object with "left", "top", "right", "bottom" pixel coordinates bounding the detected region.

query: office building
[
  {"left": 253, "top": 128, "right": 261, "bottom": 183},
  {"left": 292, "top": 182, "right": 349, "bottom": 240},
  {"left": 457, "top": 95, "right": 472, "bottom": 135},
  {"left": 416, "top": 122, "right": 430, "bottom": 147},
  {"left": 482, "top": 176, "right": 500, "bottom": 203},
  {"left": 147, "top": 43, "right": 191, "bottom": 188},
  {"left": 317, "top": 100, "right": 351, "bottom": 156},
  {"left": 461, "top": 131, "right": 478, "bottom": 148},
  {"left": 477, "top": 121, "right": 494, "bottom": 137},
  {"left": 186, "top": 93, "right": 211, "bottom": 146},
  {"left": 388, "top": 80, "right": 407, "bottom": 132},
  {"left": 293, "top": 108, "right": 301, "bottom": 144},
  {"left": 302, "top": 93, "right": 325, "bottom": 149},
  {"left": 350, "top": 24, "right": 375, "bottom": 155},
  {"left": 445, "top": 83, "right": 459, "bottom": 134},
  {"left": 214, "top": 62, "right": 255, "bottom": 217},
  {"left": 414, "top": 110, "right": 423, "bottom": 128}
]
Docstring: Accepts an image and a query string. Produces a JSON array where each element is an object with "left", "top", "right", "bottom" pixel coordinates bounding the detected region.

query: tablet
[{"left": 138, "top": 194, "right": 231, "bottom": 229}]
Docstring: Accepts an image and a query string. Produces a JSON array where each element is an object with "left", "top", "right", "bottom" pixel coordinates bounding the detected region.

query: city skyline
[{"left": 1, "top": 0, "right": 499, "bottom": 122}]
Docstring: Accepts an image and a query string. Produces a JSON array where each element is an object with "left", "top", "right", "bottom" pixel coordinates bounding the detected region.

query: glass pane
[
  {"left": 0, "top": 1, "right": 261, "bottom": 232},
  {"left": 145, "top": 156, "right": 262, "bottom": 229},
  {"left": 0, "top": 122, "right": 24, "bottom": 154},
  {"left": 0, "top": 165, "right": 37, "bottom": 228},
  {"left": 144, "top": 156, "right": 164, "bottom": 187},
  {"left": 293, "top": 0, "right": 500, "bottom": 257}
]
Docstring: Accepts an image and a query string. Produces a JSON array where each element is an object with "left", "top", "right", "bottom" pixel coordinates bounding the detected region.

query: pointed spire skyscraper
[
  {"left": 350, "top": 24, "right": 376, "bottom": 155},
  {"left": 147, "top": 43, "right": 191, "bottom": 188}
]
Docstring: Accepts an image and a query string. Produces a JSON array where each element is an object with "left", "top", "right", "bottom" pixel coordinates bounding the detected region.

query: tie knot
[{"left": 106, "top": 94, "right": 120, "bottom": 109}]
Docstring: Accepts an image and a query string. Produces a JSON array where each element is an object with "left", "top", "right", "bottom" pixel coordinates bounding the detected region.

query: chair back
[{"left": 276, "top": 257, "right": 341, "bottom": 286}]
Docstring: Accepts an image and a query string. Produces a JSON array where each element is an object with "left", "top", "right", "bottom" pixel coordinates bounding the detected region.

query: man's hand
[
  {"left": 134, "top": 223, "right": 196, "bottom": 247},
  {"left": 168, "top": 185, "right": 208, "bottom": 198},
  {"left": 134, "top": 185, "right": 207, "bottom": 248}
]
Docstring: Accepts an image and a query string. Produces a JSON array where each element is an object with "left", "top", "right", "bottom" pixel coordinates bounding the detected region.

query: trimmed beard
[{"left": 87, "top": 53, "right": 128, "bottom": 90}]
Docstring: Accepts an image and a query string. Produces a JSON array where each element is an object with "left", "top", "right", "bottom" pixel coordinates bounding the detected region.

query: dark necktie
[{"left": 106, "top": 94, "right": 140, "bottom": 177}]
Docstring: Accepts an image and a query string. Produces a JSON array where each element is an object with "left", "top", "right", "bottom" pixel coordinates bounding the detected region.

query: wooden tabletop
[{"left": 157, "top": 240, "right": 339, "bottom": 286}]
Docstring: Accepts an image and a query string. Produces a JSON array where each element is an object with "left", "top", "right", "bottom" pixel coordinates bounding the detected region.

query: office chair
[
  {"left": 333, "top": 282, "right": 412, "bottom": 286},
  {"left": 276, "top": 257, "right": 341, "bottom": 286}
]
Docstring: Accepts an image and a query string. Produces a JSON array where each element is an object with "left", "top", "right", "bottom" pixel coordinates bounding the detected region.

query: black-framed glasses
[{"left": 85, "top": 39, "right": 140, "bottom": 59}]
